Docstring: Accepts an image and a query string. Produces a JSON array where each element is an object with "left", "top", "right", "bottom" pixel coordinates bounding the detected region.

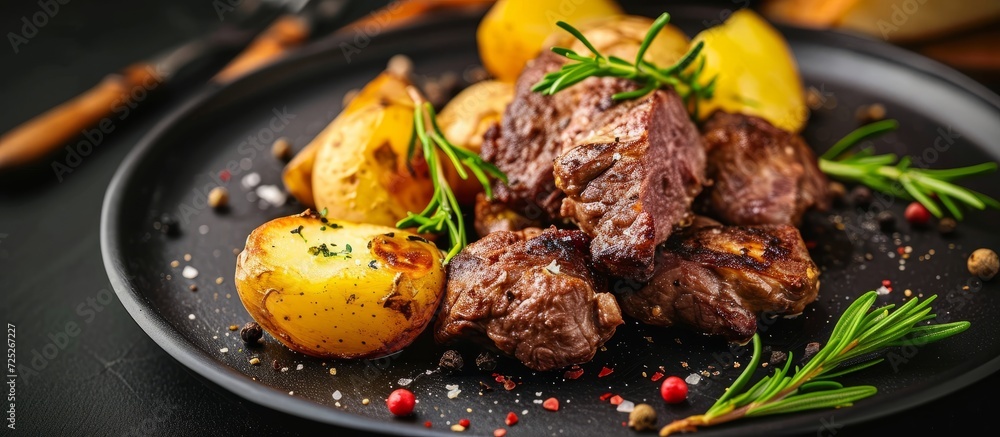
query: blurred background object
[{"left": 760, "top": 0, "right": 1000, "bottom": 86}]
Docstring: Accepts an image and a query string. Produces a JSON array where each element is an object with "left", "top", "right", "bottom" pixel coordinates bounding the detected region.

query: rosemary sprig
[
  {"left": 531, "top": 12, "right": 717, "bottom": 115},
  {"left": 660, "top": 291, "right": 970, "bottom": 436},
  {"left": 819, "top": 119, "right": 999, "bottom": 219},
  {"left": 396, "top": 87, "right": 507, "bottom": 262}
]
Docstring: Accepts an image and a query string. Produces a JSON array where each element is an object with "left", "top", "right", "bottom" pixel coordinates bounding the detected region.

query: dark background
[{"left": 0, "top": 0, "right": 996, "bottom": 436}]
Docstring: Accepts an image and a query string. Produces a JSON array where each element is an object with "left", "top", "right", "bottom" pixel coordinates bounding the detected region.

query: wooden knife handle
[
  {"left": 212, "top": 15, "right": 311, "bottom": 84},
  {"left": 0, "top": 63, "right": 161, "bottom": 170}
]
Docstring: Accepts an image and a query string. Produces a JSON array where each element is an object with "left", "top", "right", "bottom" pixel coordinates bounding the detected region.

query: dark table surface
[{"left": 1, "top": 0, "right": 996, "bottom": 435}]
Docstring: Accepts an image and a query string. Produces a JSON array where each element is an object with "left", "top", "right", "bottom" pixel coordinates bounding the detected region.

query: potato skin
[
  {"left": 308, "top": 72, "right": 434, "bottom": 227},
  {"left": 235, "top": 210, "right": 446, "bottom": 359}
]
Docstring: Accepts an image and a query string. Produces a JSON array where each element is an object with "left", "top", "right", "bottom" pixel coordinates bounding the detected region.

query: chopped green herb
[
  {"left": 290, "top": 225, "right": 306, "bottom": 241},
  {"left": 307, "top": 243, "right": 352, "bottom": 258}
]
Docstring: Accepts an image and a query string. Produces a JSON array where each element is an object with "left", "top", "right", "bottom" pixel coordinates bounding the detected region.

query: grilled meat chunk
[
  {"left": 619, "top": 217, "right": 820, "bottom": 343},
  {"left": 435, "top": 227, "right": 623, "bottom": 371},
  {"left": 482, "top": 51, "right": 705, "bottom": 226},
  {"left": 473, "top": 193, "right": 542, "bottom": 238},
  {"left": 700, "top": 111, "right": 829, "bottom": 226},
  {"left": 555, "top": 88, "right": 705, "bottom": 282}
]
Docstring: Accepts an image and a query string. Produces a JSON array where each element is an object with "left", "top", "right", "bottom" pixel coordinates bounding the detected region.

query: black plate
[{"left": 101, "top": 3, "right": 1000, "bottom": 436}]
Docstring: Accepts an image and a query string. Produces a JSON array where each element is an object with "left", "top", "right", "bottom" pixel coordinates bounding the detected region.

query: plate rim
[{"left": 100, "top": 6, "right": 1000, "bottom": 437}]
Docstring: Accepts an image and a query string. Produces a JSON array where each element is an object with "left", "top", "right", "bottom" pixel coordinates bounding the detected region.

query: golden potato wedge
[
  {"left": 436, "top": 80, "right": 514, "bottom": 205},
  {"left": 289, "top": 72, "right": 434, "bottom": 227},
  {"left": 235, "top": 210, "right": 447, "bottom": 359},
  {"left": 282, "top": 139, "right": 319, "bottom": 209},
  {"left": 477, "top": 0, "right": 623, "bottom": 82},
  {"left": 692, "top": 9, "right": 808, "bottom": 132}
]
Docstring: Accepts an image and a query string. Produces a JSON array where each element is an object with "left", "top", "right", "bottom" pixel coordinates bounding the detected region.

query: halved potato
[
  {"left": 477, "top": 0, "right": 623, "bottom": 82},
  {"left": 284, "top": 71, "right": 434, "bottom": 227},
  {"left": 691, "top": 9, "right": 808, "bottom": 132},
  {"left": 235, "top": 209, "right": 446, "bottom": 359},
  {"left": 543, "top": 14, "right": 690, "bottom": 68},
  {"left": 436, "top": 80, "right": 514, "bottom": 205}
]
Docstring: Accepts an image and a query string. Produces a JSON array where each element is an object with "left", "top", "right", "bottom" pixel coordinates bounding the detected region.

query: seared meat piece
[
  {"left": 435, "top": 227, "right": 623, "bottom": 371},
  {"left": 482, "top": 51, "right": 690, "bottom": 224},
  {"left": 619, "top": 217, "right": 819, "bottom": 343},
  {"left": 473, "top": 193, "right": 541, "bottom": 238},
  {"left": 700, "top": 111, "right": 829, "bottom": 226},
  {"left": 555, "top": 89, "right": 705, "bottom": 282}
]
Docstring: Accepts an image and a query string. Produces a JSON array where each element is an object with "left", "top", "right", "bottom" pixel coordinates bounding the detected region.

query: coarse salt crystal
[
  {"left": 685, "top": 373, "right": 701, "bottom": 385},
  {"left": 446, "top": 384, "right": 459, "bottom": 390},
  {"left": 182, "top": 266, "right": 199, "bottom": 279},
  {"left": 398, "top": 378, "right": 413, "bottom": 386},
  {"left": 545, "top": 260, "right": 560, "bottom": 274},
  {"left": 188, "top": 314, "right": 196, "bottom": 320},
  {"left": 333, "top": 390, "right": 342, "bottom": 400},
  {"left": 256, "top": 185, "right": 287, "bottom": 207},
  {"left": 296, "top": 364, "right": 304, "bottom": 371},
  {"left": 220, "top": 348, "right": 229, "bottom": 353},
  {"left": 612, "top": 152, "right": 621, "bottom": 160},
  {"left": 533, "top": 399, "right": 542, "bottom": 404},
  {"left": 876, "top": 286, "right": 890, "bottom": 295},
  {"left": 242, "top": 172, "right": 261, "bottom": 190},
  {"left": 447, "top": 389, "right": 461, "bottom": 399},
  {"left": 615, "top": 400, "right": 635, "bottom": 413},
  {"left": 198, "top": 225, "right": 209, "bottom": 235}
]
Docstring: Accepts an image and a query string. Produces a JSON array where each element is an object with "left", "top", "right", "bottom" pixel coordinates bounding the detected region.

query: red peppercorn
[
  {"left": 386, "top": 388, "right": 415, "bottom": 416},
  {"left": 424, "top": 421, "right": 432, "bottom": 428},
  {"left": 542, "top": 397, "right": 560, "bottom": 411},
  {"left": 494, "top": 429, "right": 507, "bottom": 437},
  {"left": 905, "top": 202, "right": 931, "bottom": 225},
  {"left": 598, "top": 366, "right": 614, "bottom": 377},
  {"left": 459, "top": 419, "right": 470, "bottom": 428},
  {"left": 609, "top": 395, "right": 624, "bottom": 405},
  {"left": 660, "top": 376, "right": 688, "bottom": 404},
  {"left": 505, "top": 412, "right": 518, "bottom": 426}
]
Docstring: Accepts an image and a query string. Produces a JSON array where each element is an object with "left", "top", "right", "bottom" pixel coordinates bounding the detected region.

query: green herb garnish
[
  {"left": 660, "top": 291, "right": 969, "bottom": 436},
  {"left": 307, "top": 243, "right": 351, "bottom": 258},
  {"left": 396, "top": 88, "right": 508, "bottom": 262},
  {"left": 532, "top": 12, "right": 717, "bottom": 115},
  {"left": 290, "top": 225, "right": 306, "bottom": 241},
  {"left": 819, "top": 119, "right": 999, "bottom": 219}
]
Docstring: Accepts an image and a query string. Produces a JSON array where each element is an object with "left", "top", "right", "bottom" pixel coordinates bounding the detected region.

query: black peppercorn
[
  {"left": 802, "top": 342, "right": 821, "bottom": 362},
  {"left": 876, "top": 211, "right": 895, "bottom": 231},
  {"left": 475, "top": 351, "right": 497, "bottom": 371},
  {"left": 241, "top": 321, "right": 263, "bottom": 344},
  {"left": 768, "top": 350, "right": 788, "bottom": 367},
  {"left": 938, "top": 217, "right": 957, "bottom": 235},
  {"left": 850, "top": 186, "right": 873, "bottom": 207},
  {"left": 439, "top": 350, "right": 464, "bottom": 373}
]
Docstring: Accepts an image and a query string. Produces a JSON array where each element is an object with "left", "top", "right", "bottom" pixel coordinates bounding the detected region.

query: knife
[{"left": 0, "top": 0, "right": 338, "bottom": 171}]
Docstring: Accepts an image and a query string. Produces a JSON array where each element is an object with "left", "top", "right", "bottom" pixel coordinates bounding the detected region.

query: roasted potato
[
  {"left": 235, "top": 210, "right": 447, "bottom": 359},
  {"left": 282, "top": 139, "right": 319, "bottom": 209},
  {"left": 691, "top": 9, "right": 808, "bottom": 132},
  {"left": 477, "top": 0, "right": 623, "bottom": 82},
  {"left": 436, "top": 80, "right": 514, "bottom": 205},
  {"left": 542, "top": 14, "right": 690, "bottom": 68},
  {"left": 285, "top": 71, "right": 434, "bottom": 227}
]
